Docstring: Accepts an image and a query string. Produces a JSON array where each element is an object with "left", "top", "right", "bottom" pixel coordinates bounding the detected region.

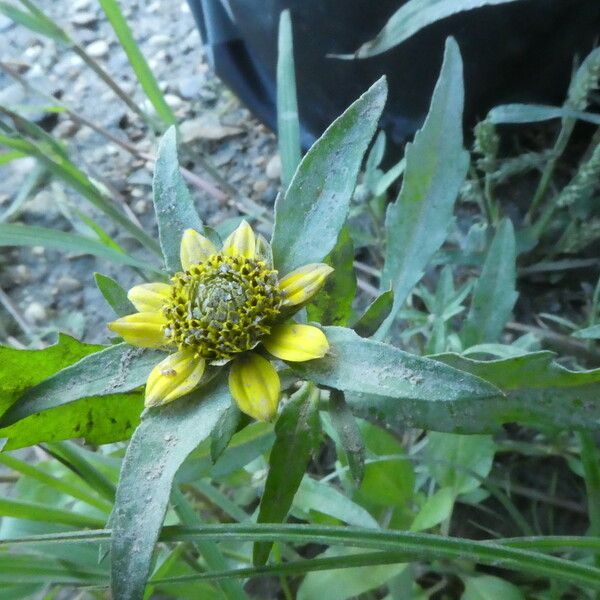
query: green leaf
[
  {"left": 350, "top": 0, "right": 525, "bottom": 58},
  {"left": 0, "top": 392, "right": 143, "bottom": 451},
  {"left": 328, "top": 389, "right": 365, "bottom": 484},
  {"left": 377, "top": 38, "right": 469, "bottom": 337},
  {"left": 210, "top": 403, "right": 241, "bottom": 463},
  {"left": 0, "top": 497, "right": 104, "bottom": 528},
  {"left": 153, "top": 126, "right": 205, "bottom": 272},
  {"left": 271, "top": 77, "right": 387, "bottom": 274},
  {"left": 0, "top": 334, "right": 100, "bottom": 418},
  {"left": 97, "top": 0, "right": 175, "bottom": 126},
  {"left": 352, "top": 290, "right": 394, "bottom": 338},
  {"left": 254, "top": 383, "right": 321, "bottom": 565},
  {"left": 462, "top": 575, "right": 524, "bottom": 600},
  {"left": 0, "top": 224, "right": 159, "bottom": 273},
  {"left": 307, "top": 226, "right": 356, "bottom": 326},
  {"left": 0, "top": 343, "right": 161, "bottom": 427},
  {"left": 410, "top": 487, "right": 455, "bottom": 532},
  {"left": 462, "top": 219, "right": 517, "bottom": 346},
  {"left": 297, "top": 547, "right": 404, "bottom": 600},
  {"left": 573, "top": 324, "right": 600, "bottom": 339},
  {"left": 0, "top": 1, "right": 69, "bottom": 43},
  {"left": 276, "top": 9, "right": 301, "bottom": 188},
  {"left": 487, "top": 103, "right": 600, "bottom": 126},
  {"left": 94, "top": 273, "right": 136, "bottom": 317},
  {"left": 292, "top": 327, "right": 502, "bottom": 434},
  {"left": 431, "top": 351, "right": 600, "bottom": 431},
  {"left": 111, "top": 375, "right": 231, "bottom": 600},
  {"left": 425, "top": 433, "right": 496, "bottom": 495}
]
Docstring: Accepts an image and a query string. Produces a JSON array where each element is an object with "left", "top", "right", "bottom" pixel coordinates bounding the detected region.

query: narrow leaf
[
  {"left": 462, "top": 219, "right": 517, "bottom": 346},
  {"left": 307, "top": 226, "right": 356, "bottom": 326},
  {"left": 210, "top": 403, "right": 242, "bottom": 463},
  {"left": 94, "top": 273, "right": 136, "bottom": 317},
  {"left": 350, "top": 0, "right": 525, "bottom": 58},
  {"left": 277, "top": 9, "right": 301, "bottom": 188},
  {"left": 271, "top": 77, "right": 387, "bottom": 274},
  {"left": 488, "top": 103, "right": 600, "bottom": 126},
  {"left": 98, "top": 0, "right": 176, "bottom": 125},
  {"left": 153, "top": 126, "right": 205, "bottom": 272},
  {"left": 352, "top": 290, "right": 394, "bottom": 338},
  {"left": 111, "top": 375, "right": 231, "bottom": 600},
  {"left": 377, "top": 38, "right": 469, "bottom": 338},
  {"left": 254, "top": 383, "right": 321, "bottom": 565},
  {"left": 329, "top": 389, "right": 365, "bottom": 485}
]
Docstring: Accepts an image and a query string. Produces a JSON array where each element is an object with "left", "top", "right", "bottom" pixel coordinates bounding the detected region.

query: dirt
[{"left": 0, "top": 0, "right": 279, "bottom": 347}]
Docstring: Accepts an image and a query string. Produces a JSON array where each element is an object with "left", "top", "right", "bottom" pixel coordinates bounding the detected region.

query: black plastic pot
[{"left": 188, "top": 0, "right": 600, "bottom": 147}]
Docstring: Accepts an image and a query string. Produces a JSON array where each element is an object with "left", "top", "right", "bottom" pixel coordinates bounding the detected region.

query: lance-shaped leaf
[
  {"left": 352, "top": 290, "right": 394, "bottom": 338},
  {"left": 254, "top": 383, "right": 321, "bottom": 566},
  {"left": 292, "top": 327, "right": 501, "bottom": 415},
  {"left": 94, "top": 273, "right": 135, "bottom": 317},
  {"left": 111, "top": 375, "right": 231, "bottom": 600},
  {"left": 153, "top": 127, "right": 205, "bottom": 273},
  {"left": 0, "top": 343, "right": 162, "bottom": 427},
  {"left": 307, "top": 227, "right": 356, "bottom": 326},
  {"left": 376, "top": 38, "right": 469, "bottom": 338},
  {"left": 0, "top": 334, "right": 100, "bottom": 419},
  {"left": 461, "top": 219, "right": 518, "bottom": 347},
  {"left": 271, "top": 78, "right": 387, "bottom": 274},
  {"left": 349, "top": 0, "right": 525, "bottom": 58}
]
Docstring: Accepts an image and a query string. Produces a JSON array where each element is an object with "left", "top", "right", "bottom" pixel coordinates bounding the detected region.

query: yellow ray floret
[
  {"left": 263, "top": 323, "right": 329, "bottom": 361},
  {"left": 107, "top": 220, "right": 333, "bottom": 418},
  {"left": 228, "top": 352, "right": 280, "bottom": 421},
  {"left": 145, "top": 349, "right": 206, "bottom": 407}
]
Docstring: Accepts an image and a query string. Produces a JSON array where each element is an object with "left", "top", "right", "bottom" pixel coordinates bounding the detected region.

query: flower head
[{"left": 108, "top": 221, "right": 332, "bottom": 421}]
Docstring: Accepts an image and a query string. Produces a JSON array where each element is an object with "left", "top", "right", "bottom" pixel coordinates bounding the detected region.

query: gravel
[{"left": 0, "top": 0, "right": 280, "bottom": 346}]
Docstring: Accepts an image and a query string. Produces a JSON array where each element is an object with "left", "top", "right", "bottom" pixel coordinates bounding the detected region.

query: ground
[{"left": 0, "top": 0, "right": 279, "bottom": 346}]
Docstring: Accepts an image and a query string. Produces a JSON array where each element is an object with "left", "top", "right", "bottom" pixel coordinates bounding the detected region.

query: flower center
[{"left": 164, "top": 253, "right": 282, "bottom": 361}]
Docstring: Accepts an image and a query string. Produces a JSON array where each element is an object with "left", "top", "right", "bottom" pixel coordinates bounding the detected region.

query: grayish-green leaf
[
  {"left": 462, "top": 575, "right": 524, "bottom": 600},
  {"left": 94, "top": 273, "right": 135, "bottom": 317},
  {"left": 111, "top": 375, "right": 231, "bottom": 600},
  {"left": 254, "top": 383, "right": 321, "bottom": 565},
  {"left": 488, "top": 104, "right": 600, "bottom": 126},
  {"left": 271, "top": 77, "right": 387, "bottom": 274},
  {"left": 350, "top": 0, "right": 525, "bottom": 58},
  {"left": 210, "top": 403, "right": 241, "bottom": 463},
  {"left": 153, "top": 126, "right": 204, "bottom": 272},
  {"left": 573, "top": 324, "right": 600, "bottom": 340},
  {"left": 377, "top": 38, "right": 469, "bottom": 337},
  {"left": 410, "top": 487, "right": 454, "bottom": 532},
  {"left": 276, "top": 9, "right": 301, "bottom": 189},
  {"left": 462, "top": 219, "right": 517, "bottom": 346},
  {"left": 0, "top": 343, "right": 161, "bottom": 427},
  {"left": 329, "top": 389, "right": 365, "bottom": 485},
  {"left": 352, "top": 290, "right": 394, "bottom": 338}
]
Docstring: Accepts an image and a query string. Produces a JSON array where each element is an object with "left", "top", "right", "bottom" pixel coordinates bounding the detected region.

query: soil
[{"left": 0, "top": 0, "right": 279, "bottom": 346}]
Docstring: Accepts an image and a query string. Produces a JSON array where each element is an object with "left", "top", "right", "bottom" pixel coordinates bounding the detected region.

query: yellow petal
[
  {"left": 107, "top": 312, "right": 167, "bottom": 348},
  {"left": 263, "top": 323, "right": 329, "bottom": 362},
  {"left": 279, "top": 263, "right": 334, "bottom": 307},
  {"left": 222, "top": 220, "right": 256, "bottom": 259},
  {"left": 180, "top": 228, "right": 217, "bottom": 270},
  {"left": 145, "top": 349, "right": 206, "bottom": 407},
  {"left": 228, "top": 353, "right": 280, "bottom": 421},
  {"left": 255, "top": 233, "right": 273, "bottom": 267},
  {"left": 127, "top": 283, "right": 172, "bottom": 312}
]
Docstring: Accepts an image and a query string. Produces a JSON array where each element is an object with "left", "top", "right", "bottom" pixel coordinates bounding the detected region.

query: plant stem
[{"left": 578, "top": 431, "right": 600, "bottom": 568}]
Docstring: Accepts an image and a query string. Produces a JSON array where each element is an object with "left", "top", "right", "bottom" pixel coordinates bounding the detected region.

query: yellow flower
[{"left": 108, "top": 221, "right": 332, "bottom": 421}]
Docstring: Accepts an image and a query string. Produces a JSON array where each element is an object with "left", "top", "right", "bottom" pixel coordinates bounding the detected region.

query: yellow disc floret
[{"left": 163, "top": 253, "right": 283, "bottom": 361}]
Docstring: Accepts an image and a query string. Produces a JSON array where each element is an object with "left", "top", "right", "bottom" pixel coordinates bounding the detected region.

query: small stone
[
  {"left": 71, "top": 12, "right": 97, "bottom": 27},
  {"left": 12, "top": 265, "right": 31, "bottom": 284},
  {"left": 73, "top": 0, "right": 92, "bottom": 9},
  {"left": 148, "top": 34, "right": 170, "bottom": 47},
  {"left": 85, "top": 40, "right": 109, "bottom": 58},
  {"left": 32, "top": 246, "right": 45, "bottom": 257},
  {"left": 133, "top": 199, "right": 149, "bottom": 215},
  {"left": 56, "top": 276, "right": 82, "bottom": 293},
  {"left": 54, "top": 119, "right": 80, "bottom": 138},
  {"left": 266, "top": 155, "right": 281, "bottom": 180},
  {"left": 177, "top": 74, "right": 204, "bottom": 99},
  {"left": 164, "top": 94, "right": 183, "bottom": 110},
  {"left": 252, "top": 179, "right": 269, "bottom": 194},
  {"left": 24, "top": 302, "right": 47, "bottom": 324},
  {"left": 180, "top": 115, "right": 243, "bottom": 143}
]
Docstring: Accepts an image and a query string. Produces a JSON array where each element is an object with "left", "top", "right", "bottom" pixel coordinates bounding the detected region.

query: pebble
[
  {"left": 86, "top": 40, "right": 109, "bottom": 58},
  {"left": 24, "top": 302, "right": 47, "bottom": 324},
  {"left": 180, "top": 115, "right": 243, "bottom": 143},
  {"left": 56, "top": 276, "right": 83, "bottom": 293},
  {"left": 12, "top": 265, "right": 31, "bottom": 284},
  {"left": 133, "top": 199, "right": 149, "bottom": 215},
  {"left": 149, "top": 34, "right": 171, "bottom": 47},
  {"left": 164, "top": 93, "right": 183, "bottom": 110},
  {"left": 177, "top": 74, "right": 204, "bottom": 99},
  {"left": 252, "top": 179, "right": 269, "bottom": 194},
  {"left": 266, "top": 155, "right": 282, "bottom": 180},
  {"left": 32, "top": 246, "right": 45, "bottom": 257},
  {"left": 71, "top": 12, "right": 97, "bottom": 27}
]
